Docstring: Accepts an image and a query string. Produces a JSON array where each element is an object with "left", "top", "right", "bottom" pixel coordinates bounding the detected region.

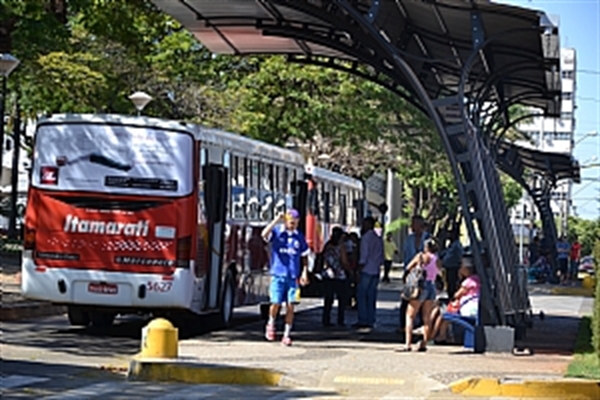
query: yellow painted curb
[
  {"left": 549, "top": 287, "right": 594, "bottom": 297},
  {"left": 128, "top": 358, "right": 282, "bottom": 386},
  {"left": 450, "top": 377, "right": 600, "bottom": 399}
]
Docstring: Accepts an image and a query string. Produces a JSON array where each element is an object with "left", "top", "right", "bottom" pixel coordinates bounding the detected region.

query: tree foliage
[
  {"left": 567, "top": 216, "right": 600, "bottom": 257},
  {"left": 1, "top": 0, "right": 533, "bottom": 231}
]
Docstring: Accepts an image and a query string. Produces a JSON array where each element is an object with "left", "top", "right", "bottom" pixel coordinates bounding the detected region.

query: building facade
[{"left": 511, "top": 47, "right": 576, "bottom": 242}]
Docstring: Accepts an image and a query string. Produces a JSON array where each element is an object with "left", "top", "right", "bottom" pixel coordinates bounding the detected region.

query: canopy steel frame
[{"left": 152, "top": 0, "right": 580, "bottom": 351}]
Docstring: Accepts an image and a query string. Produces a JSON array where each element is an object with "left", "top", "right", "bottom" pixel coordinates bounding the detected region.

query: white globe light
[
  {"left": 0, "top": 53, "right": 20, "bottom": 77},
  {"left": 128, "top": 91, "right": 153, "bottom": 113}
]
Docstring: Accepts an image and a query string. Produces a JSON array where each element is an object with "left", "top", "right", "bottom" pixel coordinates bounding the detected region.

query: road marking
[
  {"left": 41, "top": 381, "right": 131, "bottom": 399},
  {"left": 333, "top": 376, "right": 406, "bottom": 385},
  {"left": 1, "top": 375, "right": 50, "bottom": 390},
  {"left": 154, "top": 385, "right": 220, "bottom": 399}
]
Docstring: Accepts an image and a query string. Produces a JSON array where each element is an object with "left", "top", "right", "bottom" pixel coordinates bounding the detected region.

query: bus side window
[
  {"left": 260, "top": 162, "right": 274, "bottom": 221},
  {"left": 319, "top": 182, "right": 327, "bottom": 223},
  {"left": 349, "top": 189, "right": 357, "bottom": 227},
  {"left": 331, "top": 185, "right": 339, "bottom": 225},
  {"left": 284, "top": 167, "right": 293, "bottom": 210},
  {"left": 340, "top": 193, "right": 347, "bottom": 227},
  {"left": 308, "top": 179, "right": 319, "bottom": 217},
  {"left": 232, "top": 155, "right": 245, "bottom": 220},
  {"left": 274, "top": 165, "right": 285, "bottom": 215},
  {"left": 247, "top": 159, "right": 260, "bottom": 221}
]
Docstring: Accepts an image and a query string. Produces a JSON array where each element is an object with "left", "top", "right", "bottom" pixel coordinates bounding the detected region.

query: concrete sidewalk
[{"left": 159, "top": 277, "right": 594, "bottom": 398}]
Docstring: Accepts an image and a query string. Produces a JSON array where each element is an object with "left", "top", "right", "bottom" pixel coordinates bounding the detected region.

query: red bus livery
[{"left": 22, "top": 114, "right": 364, "bottom": 328}]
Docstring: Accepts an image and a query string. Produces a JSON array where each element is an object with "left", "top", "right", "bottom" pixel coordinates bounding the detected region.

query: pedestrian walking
[
  {"left": 555, "top": 236, "right": 570, "bottom": 285},
  {"left": 322, "top": 227, "right": 350, "bottom": 327},
  {"left": 382, "top": 232, "right": 398, "bottom": 283},
  {"left": 346, "top": 232, "right": 360, "bottom": 309},
  {"left": 397, "top": 238, "right": 441, "bottom": 352},
  {"left": 398, "top": 215, "right": 430, "bottom": 331},
  {"left": 569, "top": 236, "right": 581, "bottom": 283},
  {"left": 262, "top": 209, "right": 310, "bottom": 346},
  {"left": 353, "top": 216, "right": 384, "bottom": 331}
]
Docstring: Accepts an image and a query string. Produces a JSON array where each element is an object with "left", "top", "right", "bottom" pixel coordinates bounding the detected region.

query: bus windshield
[{"left": 32, "top": 122, "right": 194, "bottom": 198}]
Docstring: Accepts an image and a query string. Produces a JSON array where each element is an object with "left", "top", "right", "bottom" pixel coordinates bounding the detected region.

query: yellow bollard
[
  {"left": 582, "top": 274, "right": 596, "bottom": 290},
  {"left": 140, "top": 318, "right": 178, "bottom": 358}
]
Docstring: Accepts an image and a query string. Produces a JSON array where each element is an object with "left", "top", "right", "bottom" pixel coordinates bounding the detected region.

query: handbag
[
  {"left": 401, "top": 264, "right": 426, "bottom": 301},
  {"left": 447, "top": 299, "right": 460, "bottom": 313}
]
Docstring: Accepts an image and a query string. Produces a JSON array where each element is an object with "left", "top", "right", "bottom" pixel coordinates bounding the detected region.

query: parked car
[{"left": 578, "top": 256, "right": 595, "bottom": 275}]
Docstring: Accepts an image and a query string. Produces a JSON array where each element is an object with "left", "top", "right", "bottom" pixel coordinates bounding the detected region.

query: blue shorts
[
  {"left": 269, "top": 275, "right": 298, "bottom": 305},
  {"left": 418, "top": 280, "right": 436, "bottom": 302}
]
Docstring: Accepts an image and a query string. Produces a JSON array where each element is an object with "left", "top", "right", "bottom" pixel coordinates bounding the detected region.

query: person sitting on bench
[{"left": 431, "top": 255, "right": 480, "bottom": 343}]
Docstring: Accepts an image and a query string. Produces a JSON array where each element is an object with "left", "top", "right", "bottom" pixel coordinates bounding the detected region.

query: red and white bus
[
  {"left": 22, "top": 114, "right": 364, "bottom": 327},
  {"left": 304, "top": 165, "right": 364, "bottom": 254}
]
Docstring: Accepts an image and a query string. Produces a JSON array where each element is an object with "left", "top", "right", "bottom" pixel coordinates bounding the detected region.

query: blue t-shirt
[
  {"left": 556, "top": 241, "right": 570, "bottom": 260},
  {"left": 268, "top": 226, "right": 309, "bottom": 278}
]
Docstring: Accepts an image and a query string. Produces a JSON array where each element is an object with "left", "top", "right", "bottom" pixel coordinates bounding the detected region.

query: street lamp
[
  {"left": 128, "top": 91, "right": 152, "bottom": 116},
  {"left": 0, "top": 53, "right": 20, "bottom": 183}
]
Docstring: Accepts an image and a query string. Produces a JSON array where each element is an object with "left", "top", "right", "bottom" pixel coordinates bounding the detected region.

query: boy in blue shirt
[{"left": 262, "top": 209, "right": 310, "bottom": 346}]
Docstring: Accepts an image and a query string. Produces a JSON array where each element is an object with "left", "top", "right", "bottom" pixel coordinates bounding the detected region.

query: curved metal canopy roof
[
  {"left": 152, "top": 0, "right": 562, "bottom": 116},
  {"left": 497, "top": 140, "right": 581, "bottom": 184}
]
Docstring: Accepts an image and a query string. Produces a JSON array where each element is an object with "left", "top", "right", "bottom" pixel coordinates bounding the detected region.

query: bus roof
[
  {"left": 36, "top": 114, "right": 305, "bottom": 167},
  {"left": 36, "top": 113, "right": 195, "bottom": 134},
  {"left": 305, "top": 165, "right": 363, "bottom": 191},
  {"left": 198, "top": 126, "right": 304, "bottom": 166}
]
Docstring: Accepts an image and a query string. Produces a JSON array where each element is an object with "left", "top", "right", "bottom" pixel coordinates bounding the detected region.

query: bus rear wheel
[
  {"left": 89, "top": 311, "right": 116, "bottom": 327},
  {"left": 219, "top": 271, "right": 235, "bottom": 327},
  {"left": 67, "top": 306, "right": 90, "bottom": 326}
]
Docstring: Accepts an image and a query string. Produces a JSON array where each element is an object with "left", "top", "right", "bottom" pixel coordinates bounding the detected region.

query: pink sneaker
[
  {"left": 281, "top": 336, "right": 292, "bottom": 346},
  {"left": 265, "top": 323, "right": 276, "bottom": 341}
]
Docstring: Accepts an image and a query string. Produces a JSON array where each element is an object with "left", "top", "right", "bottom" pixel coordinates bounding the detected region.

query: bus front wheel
[{"left": 67, "top": 306, "right": 90, "bottom": 326}]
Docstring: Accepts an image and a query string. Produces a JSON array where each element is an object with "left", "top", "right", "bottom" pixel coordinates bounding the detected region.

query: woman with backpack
[
  {"left": 322, "top": 227, "right": 350, "bottom": 327},
  {"left": 397, "top": 238, "right": 441, "bottom": 352}
]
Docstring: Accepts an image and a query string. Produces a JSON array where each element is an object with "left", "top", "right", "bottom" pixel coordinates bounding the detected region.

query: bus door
[
  {"left": 203, "top": 164, "right": 228, "bottom": 310},
  {"left": 291, "top": 179, "right": 307, "bottom": 235}
]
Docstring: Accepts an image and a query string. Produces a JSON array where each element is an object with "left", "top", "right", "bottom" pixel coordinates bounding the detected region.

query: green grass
[{"left": 566, "top": 316, "right": 600, "bottom": 379}]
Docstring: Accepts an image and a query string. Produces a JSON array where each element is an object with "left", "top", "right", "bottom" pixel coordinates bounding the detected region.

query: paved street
[{"left": 1, "top": 270, "right": 593, "bottom": 399}]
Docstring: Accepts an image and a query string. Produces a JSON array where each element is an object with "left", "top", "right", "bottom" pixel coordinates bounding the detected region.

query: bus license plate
[{"left": 88, "top": 282, "right": 118, "bottom": 295}]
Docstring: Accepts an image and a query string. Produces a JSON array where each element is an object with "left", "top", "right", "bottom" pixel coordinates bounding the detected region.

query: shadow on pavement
[
  {"left": 1, "top": 313, "right": 239, "bottom": 358},
  {"left": 1, "top": 358, "right": 123, "bottom": 382}
]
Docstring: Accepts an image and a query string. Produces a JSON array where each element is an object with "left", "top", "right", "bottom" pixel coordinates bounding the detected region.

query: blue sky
[{"left": 497, "top": 0, "right": 599, "bottom": 220}]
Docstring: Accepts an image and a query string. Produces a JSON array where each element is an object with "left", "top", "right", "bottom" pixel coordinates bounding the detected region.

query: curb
[
  {"left": 127, "top": 357, "right": 283, "bottom": 386},
  {"left": 550, "top": 287, "right": 594, "bottom": 297},
  {"left": 450, "top": 377, "right": 600, "bottom": 398},
  {"left": 0, "top": 302, "right": 66, "bottom": 321}
]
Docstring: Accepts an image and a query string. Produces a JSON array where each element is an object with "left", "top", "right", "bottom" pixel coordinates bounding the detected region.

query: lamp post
[
  {"left": 128, "top": 91, "right": 152, "bottom": 116},
  {"left": 0, "top": 53, "right": 20, "bottom": 184}
]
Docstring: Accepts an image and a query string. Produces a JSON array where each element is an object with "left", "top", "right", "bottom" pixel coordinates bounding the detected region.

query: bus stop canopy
[
  {"left": 497, "top": 140, "right": 581, "bottom": 184},
  {"left": 154, "top": 0, "right": 561, "bottom": 116}
]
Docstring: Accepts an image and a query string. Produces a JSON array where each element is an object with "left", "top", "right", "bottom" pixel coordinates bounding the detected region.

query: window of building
[
  {"left": 561, "top": 70, "right": 574, "bottom": 79},
  {"left": 549, "top": 131, "right": 568, "bottom": 140},
  {"left": 562, "top": 92, "right": 573, "bottom": 101},
  {"left": 561, "top": 112, "right": 573, "bottom": 120}
]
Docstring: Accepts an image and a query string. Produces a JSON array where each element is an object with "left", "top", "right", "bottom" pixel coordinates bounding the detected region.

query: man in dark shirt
[{"left": 441, "top": 229, "right": 463, "bottom": 298}]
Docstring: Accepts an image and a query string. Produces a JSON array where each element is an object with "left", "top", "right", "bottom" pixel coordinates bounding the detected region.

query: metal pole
[
  {"left": 518, "top": 203, "right": 525, "bottom": 264},
  {"left": 0, "top": 76, "right": 6, "bottom": 184},
  {"left": 8, "top": 92, "right": 20, "bottom": 239}
]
